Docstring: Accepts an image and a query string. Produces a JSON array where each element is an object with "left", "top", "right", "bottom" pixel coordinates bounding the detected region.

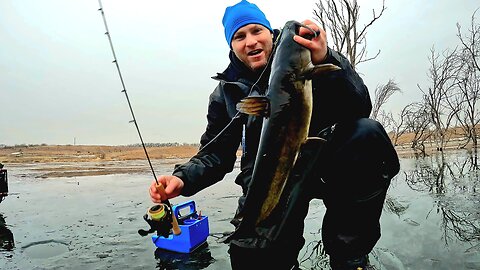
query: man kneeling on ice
[{"left": 149, "top": 1, "right": 399, "bottom": 269}]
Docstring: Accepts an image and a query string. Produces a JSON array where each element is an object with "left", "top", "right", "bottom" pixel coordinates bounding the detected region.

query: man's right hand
[
  {"left": 149, "top": 175, "right": 184, "bottom": 203},
  {"left": 293, "top": 19, "right": 328, "bottom": 65}
]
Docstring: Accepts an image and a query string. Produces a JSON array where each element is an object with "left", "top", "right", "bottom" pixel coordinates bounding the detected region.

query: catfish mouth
[{"left": 248, "top": 49, "right": 263, "bottom": 56}]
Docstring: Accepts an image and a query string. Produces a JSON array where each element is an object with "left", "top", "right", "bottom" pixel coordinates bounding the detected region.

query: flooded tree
[
  {"left": 395, "top": 9, "right": 480, "bottom": 154},
  {"left": 418, "top": 47, "right": 459, "bottom": 152},
  {"left": 449, "top": 60, "right": 480, "bottom": 149},
  {"left": 454, "top": 10, "right": 480, "bottom": 150},
  {"left": 389, "top": 104, "right": 411, "bottom": 146},
  {"left": 403, "top": 102, "right": 432, "bottom": 155}
]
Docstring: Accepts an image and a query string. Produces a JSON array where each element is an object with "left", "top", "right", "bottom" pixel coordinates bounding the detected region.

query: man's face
[{"left": 231, "top": 24, "right": 273, "bottom": 71}]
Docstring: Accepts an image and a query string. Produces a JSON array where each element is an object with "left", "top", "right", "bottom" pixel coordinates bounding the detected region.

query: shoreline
[
  {"left": 1, "top": 141, "right": 475, "bottom": 162},
  {"left": 0, "top": 143, "right": 475, "bottom": 178},
  {"left": 0, "top": 145, "right": 200, "bottom": 178}
]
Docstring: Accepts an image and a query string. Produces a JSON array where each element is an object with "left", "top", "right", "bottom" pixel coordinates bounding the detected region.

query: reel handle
[{"left": 155, "top": 183, "right": 181, "bottom": 235}]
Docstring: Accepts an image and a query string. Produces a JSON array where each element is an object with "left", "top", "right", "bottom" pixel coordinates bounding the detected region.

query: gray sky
[{"left": 1, "top": 0, "right": 479, "bottom": 146}]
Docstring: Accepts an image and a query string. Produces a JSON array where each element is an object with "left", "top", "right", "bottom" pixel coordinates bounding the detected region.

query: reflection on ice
[
  {"left": 0, "top": 213, "right": 14, "bottom": 251},
  {"left": 154, "top": 242, "right": 215, "bottom": 269}
]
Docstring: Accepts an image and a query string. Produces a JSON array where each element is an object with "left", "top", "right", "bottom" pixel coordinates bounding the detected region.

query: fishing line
[{"left": 97, "top": 1, "right": 159, "bottom": 185}]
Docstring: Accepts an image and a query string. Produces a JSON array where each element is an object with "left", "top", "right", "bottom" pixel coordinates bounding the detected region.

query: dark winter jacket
[{"left": 172, "top": 33, "right": 372, "bottom": 218}]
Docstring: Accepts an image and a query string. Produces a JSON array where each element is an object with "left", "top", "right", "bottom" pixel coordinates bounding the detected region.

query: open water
[{"left": 1, "top": 151, "right": 479, "bottom": 269}]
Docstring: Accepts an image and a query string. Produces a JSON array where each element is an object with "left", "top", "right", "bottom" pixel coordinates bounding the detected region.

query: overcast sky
[{"left": 1, "top": 0, "right": 479, "bottom": 146}]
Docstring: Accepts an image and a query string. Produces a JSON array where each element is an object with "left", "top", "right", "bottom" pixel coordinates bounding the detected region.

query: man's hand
[
  {"left": 293, "top": 19, "right": 328, "bottom": 64},
  {"left": 149, "top": 175, "right": 184, "bottom": 203}
]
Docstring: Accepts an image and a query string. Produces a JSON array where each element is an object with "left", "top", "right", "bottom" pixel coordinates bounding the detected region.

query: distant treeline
[
  {"left": 125, "top": 142, "right": 200, "bottom": 147},
  {"left": 0, "top": 143, "right": 48, "bottom": 148},
  {"left": 0, "top": 142, "right": 200, "bottom": 148}
]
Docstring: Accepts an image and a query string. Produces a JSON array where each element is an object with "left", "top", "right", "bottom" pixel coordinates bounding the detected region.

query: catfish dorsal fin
[{"left": 299, "top": 63, "right": 341, "bottom": 80}]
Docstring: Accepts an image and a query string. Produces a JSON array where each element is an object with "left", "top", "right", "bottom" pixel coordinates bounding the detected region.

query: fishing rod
[{"left": 97, "top": 0, "right": 180, "bottom": 236}]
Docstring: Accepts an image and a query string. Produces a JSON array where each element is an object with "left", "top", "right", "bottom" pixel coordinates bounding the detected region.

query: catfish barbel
[{"left": 232, "top": 20, "right": 340, "bottom": 241}]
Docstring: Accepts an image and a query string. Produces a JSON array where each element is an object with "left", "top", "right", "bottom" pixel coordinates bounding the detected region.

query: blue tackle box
[{"left": 152, "top": 200, "right": 209, "bottom": 253}]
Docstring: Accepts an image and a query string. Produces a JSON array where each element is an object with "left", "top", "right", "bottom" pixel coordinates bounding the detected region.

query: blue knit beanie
[{"left": 222, "top": 0, "right": 273, "bottom": 47}]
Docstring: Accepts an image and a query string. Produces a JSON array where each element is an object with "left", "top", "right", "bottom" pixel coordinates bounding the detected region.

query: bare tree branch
[
  {"left": 313, "top": 0, "right": 385, "bottom": 69},
  {"left": 371, "top": 79, "right": 401, "bottom": 120},
  {"left": 456, "top": 8, "right": 480, "bottom": 72},
  {"left": 419, "top": 46, "right": 460, "bottom": 151}
]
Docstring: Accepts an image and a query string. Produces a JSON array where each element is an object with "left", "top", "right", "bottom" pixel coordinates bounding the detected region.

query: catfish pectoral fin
[
  {"left": 311, "top": 63, "right": 341, "bottom": 74},
  {"left": 300, "top": 63, "right": 341, "bottom": 80},
  {"left": 236, "top": 96, "right": 270, "bottom": 116},
  {"left": 299, "top": 137, "right": 327, "bottom": 153}
]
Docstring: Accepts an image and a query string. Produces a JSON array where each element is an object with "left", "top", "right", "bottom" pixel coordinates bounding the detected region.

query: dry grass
[{"left": 0, "top": 145, "right": 200, "bottom": 164}]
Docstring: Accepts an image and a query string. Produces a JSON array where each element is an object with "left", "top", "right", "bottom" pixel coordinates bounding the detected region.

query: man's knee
[
  {"left": 329, "top": 118, "right": 399, "bottom": 176},
  {"left": 318, "top": 118, "right": 399, "bottom": 198},
  {"left": 339, "top": 118, "right": 391, "bottom": 145}
]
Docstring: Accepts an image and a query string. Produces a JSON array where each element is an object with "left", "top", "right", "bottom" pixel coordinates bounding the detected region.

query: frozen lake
[{"left": 1, "top": 151, "right": 479, "bottom": 269}]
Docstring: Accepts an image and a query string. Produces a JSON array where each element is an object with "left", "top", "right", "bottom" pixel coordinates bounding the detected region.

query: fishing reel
[{"left": 138, "top": 203, "right": 174, "bottom": 238}]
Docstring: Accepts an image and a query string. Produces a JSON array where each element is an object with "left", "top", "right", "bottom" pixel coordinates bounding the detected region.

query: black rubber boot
[{"left": 330, "top": 255, "right": 370, "bottom": 270}]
